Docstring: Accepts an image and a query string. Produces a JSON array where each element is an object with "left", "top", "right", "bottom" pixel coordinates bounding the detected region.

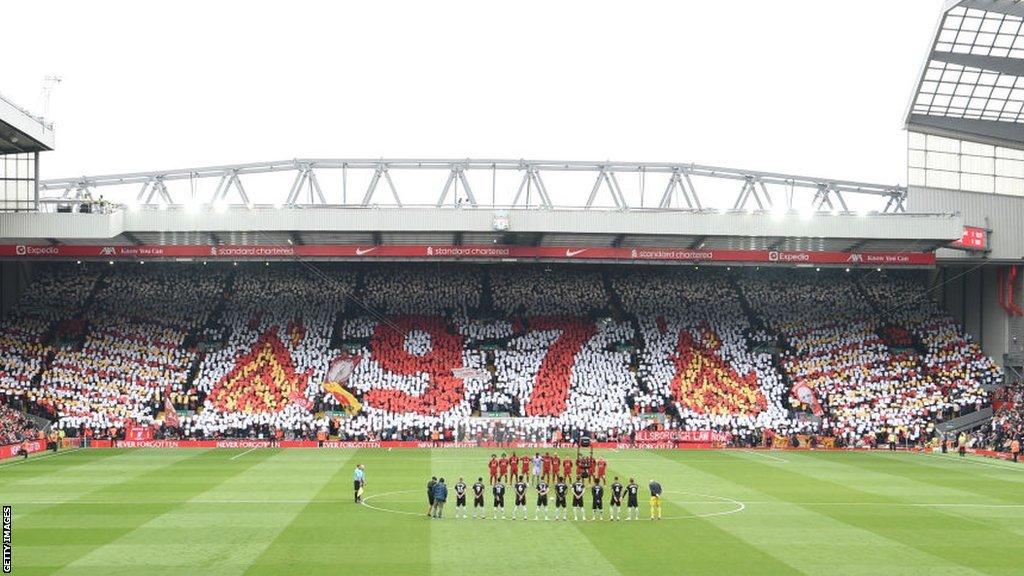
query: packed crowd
[
  {"left": 0, "top": 403, "right": 36, "bottom": 444},
  {"left": 970, "top": 383, "right": 1023, "bottom": 452},
  {"left": 742, "top": 270, "right": 993, "bottom": 446},
  {"left": 615, "top": 268, "right": 792, "bottom": 437},
  {"left": 0, "top": 263, "right": 1004, "bottom": 445},
  {"left": 35, "top": 268, "right": 224, "bottom": 433},
  {"left": 0, "top": 268, "right": 98, "bottom": 401}
]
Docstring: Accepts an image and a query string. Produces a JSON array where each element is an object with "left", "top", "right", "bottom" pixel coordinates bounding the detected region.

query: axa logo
[
  {"left": 565, "top": 248, "right": 586, "bottom": 257},
  {"left": 355, "top": 247, "right": 377, "bottom": 256},
  {"left": 846, "top": 254, "right": 864, "bottom": 263},
  {"left": 99, "top": 246, "right": 117, "bottom": 256}
]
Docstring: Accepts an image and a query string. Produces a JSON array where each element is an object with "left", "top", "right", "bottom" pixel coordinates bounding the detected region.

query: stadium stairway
[
  {"left": 730, "top": 274, "right": 792, "bottom": 394},
  {"left": 181, "top": 271, "right": 234, "bottom": 395},
  {"left": 18, "top": 405, "right": 53, "bottom": 433},
  {"left": 935, "top": 406, "right": 993, "bottom": 436}
]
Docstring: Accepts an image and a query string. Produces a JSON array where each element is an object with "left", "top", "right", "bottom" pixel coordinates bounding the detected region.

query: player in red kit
[
  {"left": 507, "top": 453, "right": 516, "bottom": 482},
  {"left": 498, "top": 453, "right": 509, "bottom": 483},
  {"left": 488, "top": 454, "right": 499, "bottom": 485},
  {"left": 520, "top": 454, "right": 530, "bottom": 479},
  {"left": 552, "top": 454, "right": 561, "bottom": 482},
  {"left": 542, "top": 452, "right": 552, "bottom": 482},
  {"left": 562, "top": 457, "right": 572, "bottom": 480},
  {"left": 596, "top": 458, "right": 607, "bottom": 483}
]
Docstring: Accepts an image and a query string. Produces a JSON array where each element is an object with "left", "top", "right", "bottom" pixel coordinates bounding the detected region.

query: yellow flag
[{"left": 323, "top": 382, "right": 362, "bottom": 414}]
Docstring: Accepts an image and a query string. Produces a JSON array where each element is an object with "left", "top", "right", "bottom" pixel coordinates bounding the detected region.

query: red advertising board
[
  {"left": 0, "top": 439, "right": 46, "bottom": 460},
  {"left": 634, "top": 430, "right": 732, "bottom": 444},
  {"left": 0, "top": 244, "right": 937, "bottom": 266},
  {"left": 125, "top": 426, "right": 155, "bottom": 441},
  {"left": 950, "top": 226, "right": 988, "bottom": 251},
  {"left": 100, "top": 439, "right": 738, "bottom": 450}
]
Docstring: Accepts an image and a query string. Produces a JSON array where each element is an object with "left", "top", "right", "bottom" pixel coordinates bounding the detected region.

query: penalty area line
[
  {"left": 929, "top": 453, "right": 1024, "bottom": 472},
  {"left": 742, "top": 450, "right": 788, "bottom": 463},
  {"left": 229, "top": 447, "right": 258, "bottom": 460}
]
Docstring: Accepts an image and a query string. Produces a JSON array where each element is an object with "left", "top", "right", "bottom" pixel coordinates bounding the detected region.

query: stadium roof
[
  {"left": 0, "top": 92, "right": 55, "bottom": 154},
  {"left": 906, "top": 0, "right": 1024, "bottom": 148}
]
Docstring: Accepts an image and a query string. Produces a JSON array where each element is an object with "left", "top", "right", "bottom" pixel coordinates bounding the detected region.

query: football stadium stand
[{"left": 0, "top": 263, "right": 1005, "bottom": 448}]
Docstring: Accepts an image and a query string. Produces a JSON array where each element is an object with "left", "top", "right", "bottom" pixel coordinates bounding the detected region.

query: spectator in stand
[
  {"left": 0, "top": 263, "right": 1005, "bottom": 446},
  {"left": 0, "top": 404, "right": 36, "bottom": 445}
]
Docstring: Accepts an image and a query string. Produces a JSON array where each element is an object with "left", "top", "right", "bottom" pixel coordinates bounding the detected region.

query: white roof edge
[
  {"left": 0, "top": 93, "right": 55, "bottom": 151},
  {"left": 904, "top": 4, "right": 951, "bottom": 128}
]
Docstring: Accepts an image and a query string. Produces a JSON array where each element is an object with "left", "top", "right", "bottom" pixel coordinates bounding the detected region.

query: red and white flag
[{"left": 163, "top": 386, "right": 180, "bottom": 428}]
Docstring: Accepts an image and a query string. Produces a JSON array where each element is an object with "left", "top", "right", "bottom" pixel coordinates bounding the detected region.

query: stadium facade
[{"left": 0, "top": 0, "right": 1021, "bottom": 399}]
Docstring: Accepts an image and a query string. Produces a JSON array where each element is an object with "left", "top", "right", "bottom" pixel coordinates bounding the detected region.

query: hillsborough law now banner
[
  {"left": 634, "top": 430, "right": 732, "bottom": 444},
  {"left": 0, "top": 244, "right": 937, "bottom": 266}
]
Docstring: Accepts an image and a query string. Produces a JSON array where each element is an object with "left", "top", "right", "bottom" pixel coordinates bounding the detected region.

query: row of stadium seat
[{"left": 0, "top": 263, "right": 1003, "bottom": 445}]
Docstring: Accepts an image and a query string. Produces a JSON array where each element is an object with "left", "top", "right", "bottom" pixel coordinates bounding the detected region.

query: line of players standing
[
  {"left": 448, "top": 452, "right": 644, "bottom": 521},
  {"left": 489, "top": 452, "right": 606, "bottom": 485}
]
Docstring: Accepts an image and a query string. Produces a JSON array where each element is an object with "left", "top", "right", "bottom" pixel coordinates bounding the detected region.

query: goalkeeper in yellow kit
[{"left": 648, "top": 478, "right": 662, "bottom": 520}]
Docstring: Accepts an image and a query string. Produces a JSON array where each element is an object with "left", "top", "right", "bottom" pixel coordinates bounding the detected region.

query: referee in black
[{"left": 426, "top": 476, "right": 437, "bottom": 517}]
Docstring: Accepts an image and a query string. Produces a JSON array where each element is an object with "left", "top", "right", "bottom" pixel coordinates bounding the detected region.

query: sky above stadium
[{"left": 3, "top": 0, "right": 946, "bottom": 189}]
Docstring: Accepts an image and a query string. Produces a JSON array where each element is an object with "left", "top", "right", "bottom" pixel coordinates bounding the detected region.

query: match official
[
  {"left": 431, "top": 478, "right": 448, "bottom": 519},
  {"left": 353, "top": 464, "right": 365, "bottom": 503},
  {"left": 426, "top": 476, "right": 437, "bottom": 517}
]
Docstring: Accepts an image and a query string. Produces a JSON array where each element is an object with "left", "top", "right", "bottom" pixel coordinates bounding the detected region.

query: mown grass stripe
[
  {"left": 239, "top": 449, "right": 397, "bottom": 576},
  {"left": 684, "top": 450, "right": 1016, "bottom": 576},
  {"left": 49, "top": 449, "right": 341, "bottom": 576},
  {"left": 13, "top": 448, "right": 277, "bottom": 576},
  {"left": 826, "top": 452, "right": 1024, "bottom": 502},
  {"left": 570, "top": 454, "right": 805, "bottom": 576}
]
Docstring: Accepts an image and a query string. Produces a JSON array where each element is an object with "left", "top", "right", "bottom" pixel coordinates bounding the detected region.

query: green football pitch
[{"left": 1, "top": 447, "right": 1022, "bottom": 576}]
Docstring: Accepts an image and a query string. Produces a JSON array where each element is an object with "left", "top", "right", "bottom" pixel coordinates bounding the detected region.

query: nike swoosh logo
[
  {"left": 355, "top": 247, "right": 377, "bottom": 256},
  {"left": 565, "top": 249, "right": 586, "bottom": 257}
]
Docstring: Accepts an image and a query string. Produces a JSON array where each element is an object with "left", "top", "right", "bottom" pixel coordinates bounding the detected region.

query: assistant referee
[{"left": 353, "top": 464, "right": 365, "bottom": 503}]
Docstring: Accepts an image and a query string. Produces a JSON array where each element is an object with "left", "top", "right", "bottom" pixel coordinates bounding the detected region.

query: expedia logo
[
  {"left": 16, "top": 245, "right": 61, "bottom": 256},
  {"left": 769, "top": 251, "right": 810, "bottom": 262}
]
